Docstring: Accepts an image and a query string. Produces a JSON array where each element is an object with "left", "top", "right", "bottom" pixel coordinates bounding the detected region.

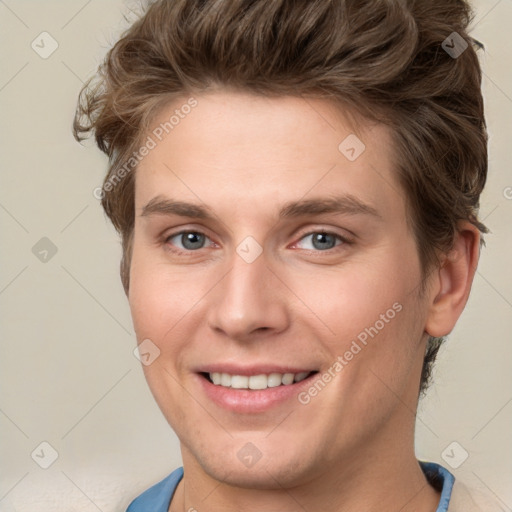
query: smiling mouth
[{"left": 200, "top": 371, "right": 319, "bottom": 390}]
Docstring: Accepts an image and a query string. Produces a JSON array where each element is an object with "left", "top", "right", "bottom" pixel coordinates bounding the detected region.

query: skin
[{"left": 127, "top": 90, "right": 480, "bottom": 512}]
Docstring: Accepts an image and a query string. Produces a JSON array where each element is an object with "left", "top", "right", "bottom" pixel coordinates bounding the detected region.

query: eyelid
[{"left": 292, "top": 221, "right": 355, "bottom": 240}]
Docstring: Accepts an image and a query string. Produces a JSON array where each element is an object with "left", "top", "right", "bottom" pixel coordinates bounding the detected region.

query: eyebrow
[{"left": 140, "top": 194, "right": 382, "bottom": 221}]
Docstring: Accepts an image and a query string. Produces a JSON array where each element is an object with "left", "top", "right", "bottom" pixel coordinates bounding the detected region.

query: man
[{"left": 74, "top": 0, "right": 501, "bottom": 510}]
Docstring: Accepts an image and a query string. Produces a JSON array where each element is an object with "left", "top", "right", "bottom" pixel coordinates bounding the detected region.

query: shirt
[{"left": 125, "top": 461, "right": 494, "bottom": 511}]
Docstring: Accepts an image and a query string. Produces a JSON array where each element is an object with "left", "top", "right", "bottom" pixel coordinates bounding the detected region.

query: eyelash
[{"left": 163, "top": 229, "right": 352, "bottom": 256}]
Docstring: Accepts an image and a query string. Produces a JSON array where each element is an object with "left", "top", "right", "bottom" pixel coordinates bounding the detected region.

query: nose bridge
[{"left": 207, "top": 244, "right": 288, "bottom": 339}]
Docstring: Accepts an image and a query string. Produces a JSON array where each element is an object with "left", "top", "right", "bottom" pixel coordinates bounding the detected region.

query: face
[{"left": 128, "top": 91, "right": 432, "bottom": 488}]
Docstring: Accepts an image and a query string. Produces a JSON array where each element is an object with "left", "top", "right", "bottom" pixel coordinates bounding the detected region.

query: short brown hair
[{"left": 73, "top": 0, "right": 488, "bottom": 394}]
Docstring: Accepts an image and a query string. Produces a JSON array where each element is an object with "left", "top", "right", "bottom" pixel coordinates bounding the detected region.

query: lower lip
[{"left": 197, "top": 373, "right": 317, "bottom": 413}]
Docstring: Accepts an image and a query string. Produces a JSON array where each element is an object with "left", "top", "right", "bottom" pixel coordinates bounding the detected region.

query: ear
[{"left": 424, "top": 222, "right": 481, "bottom": 338}]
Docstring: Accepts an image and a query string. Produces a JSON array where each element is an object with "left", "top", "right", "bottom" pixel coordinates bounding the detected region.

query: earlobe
[{"left": 425, "top": 223, "right": 481, "bottom": 337}]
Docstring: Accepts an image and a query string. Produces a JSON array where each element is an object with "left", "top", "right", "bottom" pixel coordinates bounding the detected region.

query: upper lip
[{"left": 195, "top": 364, "right": 317, "bottom": 376}]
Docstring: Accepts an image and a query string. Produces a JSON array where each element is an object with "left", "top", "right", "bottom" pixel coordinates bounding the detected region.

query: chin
[{"left": 190, "top": 440, "right": 319, "bottom": 490}]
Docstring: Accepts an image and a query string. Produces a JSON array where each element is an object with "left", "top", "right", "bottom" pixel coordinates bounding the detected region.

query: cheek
[
  {"left": 293, "top": 241, "right": 425, "bottom": 397},
  {"left": 292, "top": 245, "right": 420, "bottom": 344},
  {"left": 128, "top": 244, "right": 192, "bottom": 346},
  {"left": 128, "top": 252, "right": 196, "bottom": 407}
]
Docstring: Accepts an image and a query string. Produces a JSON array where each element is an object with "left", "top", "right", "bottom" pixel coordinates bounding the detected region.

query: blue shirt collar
[{"left": 420, "top": 461, "right": 455, "bottom": 512}]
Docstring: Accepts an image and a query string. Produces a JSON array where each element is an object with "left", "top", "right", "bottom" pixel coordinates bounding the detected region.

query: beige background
[{"left": 1, "top": 1, "right": 511, "bottom": 510}]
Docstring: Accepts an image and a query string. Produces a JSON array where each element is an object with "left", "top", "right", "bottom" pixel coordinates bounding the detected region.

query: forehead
[{"left": 134, "top": 91, "right": 403, "bottom": 222}]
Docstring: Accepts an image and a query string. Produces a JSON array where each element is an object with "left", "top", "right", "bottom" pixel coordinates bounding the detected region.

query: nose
[{"left": 206, "top": 247, "right": 290, "bottom": 342}]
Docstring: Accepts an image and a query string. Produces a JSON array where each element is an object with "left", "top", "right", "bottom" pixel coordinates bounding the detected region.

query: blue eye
[
  {"left": 166, "top": 231, "right": 211, "bottom": 252},
  {"left": 295, "top": 231, "right": 346, "bottom": 251}
]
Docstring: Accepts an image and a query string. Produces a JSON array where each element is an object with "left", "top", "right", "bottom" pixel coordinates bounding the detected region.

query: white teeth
[
  {"left": 281, "top": 373, "right": 295, "bottom": 385},
  {"left": 249, "top": 374, "right": 267, "bottom": 390},
  {"left": 231, "top": 375, "right": 249, "bottom": 389},
  {"left": 220, "top": 373, "right": 231, "bottom": 387},
  {"left": 208, "top": 371, "right": 312, "bottom": 389},
  {"left": 267, "top": 373, "right": 283, "bottom": 388}
]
